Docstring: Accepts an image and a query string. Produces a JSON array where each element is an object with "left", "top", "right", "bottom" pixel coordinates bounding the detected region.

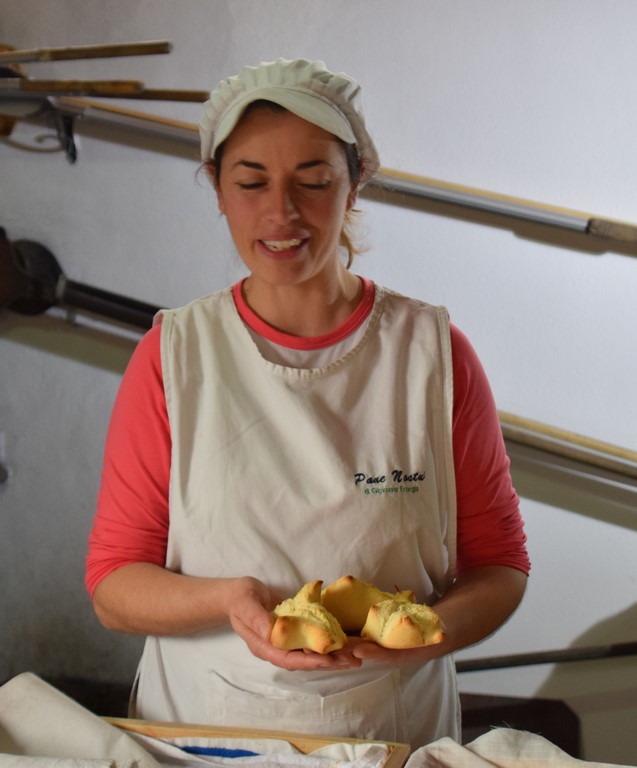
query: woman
[{"left": 86, "top": 58, "right": 529, "bottom": 747}]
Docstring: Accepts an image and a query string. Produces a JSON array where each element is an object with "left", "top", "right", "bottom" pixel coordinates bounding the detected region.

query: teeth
[{"left": 263, "top": 239, "right": 302, "bottom": 252}]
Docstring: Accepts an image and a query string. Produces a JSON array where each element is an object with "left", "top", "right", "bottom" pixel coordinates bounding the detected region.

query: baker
[{"left": 86, "top": 57, "right": 530, "bottom": 748}]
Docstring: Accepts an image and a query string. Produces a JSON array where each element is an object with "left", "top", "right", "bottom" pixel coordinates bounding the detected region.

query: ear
[
  {"left": 346, "top": 186, "right": 358, "bottom": 211},
  {"left": 216, "top": 188, "right": 226, "bottom": 216}
]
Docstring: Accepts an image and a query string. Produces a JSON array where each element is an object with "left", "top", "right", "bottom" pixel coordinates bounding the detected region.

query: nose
[{"left": 266, "top": 182, "right": 300, "bottom": 224}]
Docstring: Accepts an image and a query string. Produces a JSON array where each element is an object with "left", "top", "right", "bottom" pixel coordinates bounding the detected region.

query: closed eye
[
  {"left": 236, "top": 180, "right": 331, "bottom": 191},
  {"left": 300, "top": 181, "right": 332, "bottom": 190}
]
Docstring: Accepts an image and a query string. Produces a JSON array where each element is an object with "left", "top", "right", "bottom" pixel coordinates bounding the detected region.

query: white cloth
[
  {"left": 405, "top": 728, "right": 636, "bottom": 768},
  {"left": 0, "top": 674, "right": 159, "bottom": 768},
  {"left": 4, "top": 675, "right": 632, "bottom": 768},
  {"left": 0, "top": 674, "right": 390, "bottom": 768},
  {"left": 128, "top": 732, "right": 388, "bottom": 768},
  {"left": 0, "top": 759, "right": 118, "bottom": 768},
  {"left": 134, "top": 284, "right": 458, "bottom": 747}
]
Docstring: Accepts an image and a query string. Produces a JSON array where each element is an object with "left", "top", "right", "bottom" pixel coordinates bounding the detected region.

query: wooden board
[{"left": 105, "top": 717, "right": 411, "bottom": 768}]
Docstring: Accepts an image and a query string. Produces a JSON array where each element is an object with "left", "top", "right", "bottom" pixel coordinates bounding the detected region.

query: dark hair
[{"left": 205, "top": 100, "right": 364, "bottom": 267}]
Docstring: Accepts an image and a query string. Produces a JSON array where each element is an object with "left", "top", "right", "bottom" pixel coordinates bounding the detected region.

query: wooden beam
[{"left": 0, "top": 40, "right": 172, "bottom": 64}]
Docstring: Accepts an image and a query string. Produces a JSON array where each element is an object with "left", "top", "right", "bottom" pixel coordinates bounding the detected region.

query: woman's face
[{"left": 214, "top": 107, "right": 357, "bottom": 289}]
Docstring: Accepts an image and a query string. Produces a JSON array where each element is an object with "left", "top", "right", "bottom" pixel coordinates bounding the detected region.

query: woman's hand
[
  {"left": 93, "top": 567, "right": 353, "bottom": 670},
  {"left": 228, "top": 565, "right": 527, "bottom": 671},
  {"left": 348, "top": 566, "right": 527, "bottom": 667},
  {"left": 348, "top": 637, "right": 443, "bottom": 664},
  {"left": 227, "top": 577, "right": 362, "bottom": 671},
  {"left": 351, "top": 565, "right": 528, "bottom": 667},
  {"left": 93, "top": 564, "right": 525, "bottom": 673}
]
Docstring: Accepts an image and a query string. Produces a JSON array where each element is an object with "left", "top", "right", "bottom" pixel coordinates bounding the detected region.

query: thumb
[{"left": 258, "top": 613, "right": 274, "bottom": 641}]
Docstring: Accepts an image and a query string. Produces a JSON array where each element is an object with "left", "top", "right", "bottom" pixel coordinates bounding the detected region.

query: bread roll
[
  {"left": 321, "top": 575, "right": 416, "bottom": 633},
  {"left": 270, "top": 580, "right": 347, "bottom": 654},
  {"left": 361, "top": 598, "right": 445, "bottom": 649}
]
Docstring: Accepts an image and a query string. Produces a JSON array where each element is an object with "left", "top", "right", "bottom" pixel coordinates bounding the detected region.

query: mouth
[{"left": 261, "top": 238, "right": 304, "bottom": 253}]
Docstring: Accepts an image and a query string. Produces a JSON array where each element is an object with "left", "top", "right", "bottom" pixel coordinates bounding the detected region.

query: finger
[
  {"left": 254, "top": 636, "right": 362, "bottom": 671},
  {"left": 232, "top": 605, "right": 274, "bottom": 643},
  {"left": 235, "top": 621, "right": 321, "bottom": 668},
  {"left": 352, "top": 642, "right": 427, "bottom": 663},
  {"left": 286, "top": 651, "right": 360, "bottom": 671}
]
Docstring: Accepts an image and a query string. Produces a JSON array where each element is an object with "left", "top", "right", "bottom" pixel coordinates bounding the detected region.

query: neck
[{"left": 242, "top": 268, "right": 362, "bottom": 337}]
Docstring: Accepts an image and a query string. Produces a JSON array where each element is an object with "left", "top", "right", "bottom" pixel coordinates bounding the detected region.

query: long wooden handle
[
  {"left": 377, "top": 167, "right": 591, "bottom": 223},
  {"left": 499, "top": 410, "right": 637, "bottom": 480},
  {"left": 0, "top": 81, "right": 208, "bottom": 102},
  {"left": 113, "top": 87, "right": 210, "bottom": 102},
  {"left": 57, "top": 96, "right": 201, "bottom": 127},
  {"left": 587, "top": 217, "right": 637, "bottom": 244},
  {"left": 0, "top": 40, "right": 172, "bottom": 64},
  {"left": 1, "top": 78, "right": 145, "bottom": 96},
  {"left": 376, "top": 168, "right": 637, "bottom": 244}
]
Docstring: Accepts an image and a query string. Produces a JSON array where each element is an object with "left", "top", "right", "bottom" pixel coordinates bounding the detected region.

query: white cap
[{"left": 199, "top": 58, "right": 379, "bottom": 187}]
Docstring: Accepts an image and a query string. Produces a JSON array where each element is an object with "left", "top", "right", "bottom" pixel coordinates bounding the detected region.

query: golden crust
[
  {"left": 361, "top": 598, "right": 445, "bottom": 649},
  {"left": 270, "top": 576, "right": 442, "bottom": 653},
  {"left": 270, "top": 614, "right": 345, "bottom": 654},
  {"left": 321, "top": 575, "right": 416, "bottom": 633},
  {"left": 270, "top": 579, "right": 347, "bottom": 654}
]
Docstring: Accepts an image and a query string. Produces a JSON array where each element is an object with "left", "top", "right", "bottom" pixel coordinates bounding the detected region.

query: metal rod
[
  {"left": 59, "top": 278, "right": 159, "bottom": 329},
  {"left": 456, "top": 641, "right": 637, "bottom": 672},
  {"left": 371, "top": 171, "right": 588, "bottom": 232}
]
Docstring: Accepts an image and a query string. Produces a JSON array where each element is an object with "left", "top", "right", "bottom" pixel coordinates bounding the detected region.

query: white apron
[{"left": 132, "top": 284, "right": 460, "bottom": 748}]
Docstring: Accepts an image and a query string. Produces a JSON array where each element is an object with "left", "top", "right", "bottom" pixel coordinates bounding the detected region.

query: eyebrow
[{"left": 231, "top": 159, "right": 330, "bottom": 171}]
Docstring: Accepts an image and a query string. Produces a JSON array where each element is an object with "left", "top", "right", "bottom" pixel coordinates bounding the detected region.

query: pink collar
[{"left": 232, "top": 277, "right": 375, "bottom": 350}]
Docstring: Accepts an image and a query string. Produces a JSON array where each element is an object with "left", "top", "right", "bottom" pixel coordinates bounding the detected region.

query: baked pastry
[
  {"left": 271, "top": 575, "right": 443, "bottom": 653},
  {"left": 361, "top": 597, "right": 445, "bottom": 649},
  {"left": 321, "top": 574, "right": 416, "bottom": 632},
  {"left": 270, "top": 580, "right": 347, "bottom": 654}
]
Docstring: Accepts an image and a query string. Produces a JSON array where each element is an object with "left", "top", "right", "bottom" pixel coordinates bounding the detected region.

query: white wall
[{"left": 1, "top": 2, "right": 636, "bottom": 763}]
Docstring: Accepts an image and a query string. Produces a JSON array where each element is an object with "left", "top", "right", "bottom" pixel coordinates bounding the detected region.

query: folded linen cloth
[
  {"left": 120, "top": 730, "right": 388, "bottom": 768},
  {"left": 404, "top": 728, "right": 636, "bottom": 768},
  {"left": 0, "top": 673, "right": 160, "bottom": 768},
  {"left": 0, "top": 674, "right": 389, "bottom": 768},
  {"left": 0, "top": 758, "right": 120, "bottom": 768}
]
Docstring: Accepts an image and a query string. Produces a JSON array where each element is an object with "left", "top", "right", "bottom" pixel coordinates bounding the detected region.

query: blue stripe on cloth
[{"left": 180, "top": 746, "right": 261, "bottom": 758}]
